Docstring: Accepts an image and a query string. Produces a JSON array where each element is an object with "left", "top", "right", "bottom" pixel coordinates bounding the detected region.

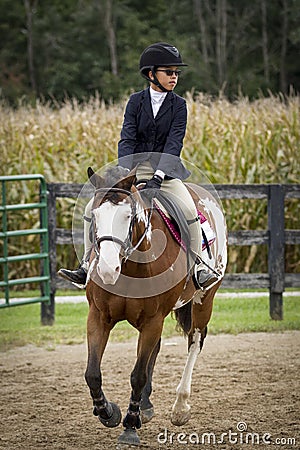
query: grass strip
[{"left": 0, "top": 294, "right": 299, "bottom": 352}]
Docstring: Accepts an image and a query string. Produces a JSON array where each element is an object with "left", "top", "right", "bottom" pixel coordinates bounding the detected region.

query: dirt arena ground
[{"left": 0, "top": 331, "right": 299, "bottom": 450}]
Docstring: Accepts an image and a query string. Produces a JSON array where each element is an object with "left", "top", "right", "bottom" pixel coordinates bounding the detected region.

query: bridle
[{"left": 91, "top": 187, "right": 153, "bottom": 262}]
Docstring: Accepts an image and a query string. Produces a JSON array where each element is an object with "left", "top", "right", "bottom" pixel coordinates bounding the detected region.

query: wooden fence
[{"left": 41, "top": 183, "right": 300, "bottom": 324}]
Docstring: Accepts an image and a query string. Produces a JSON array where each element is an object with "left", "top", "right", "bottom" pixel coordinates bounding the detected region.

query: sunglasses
[{"left": 156, "top": 69, "right": 181, "bottom": 76}]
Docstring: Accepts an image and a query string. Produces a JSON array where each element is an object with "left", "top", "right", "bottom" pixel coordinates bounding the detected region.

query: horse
[{"left": 84, "top": 165, "right": 227, "bottom": 446}]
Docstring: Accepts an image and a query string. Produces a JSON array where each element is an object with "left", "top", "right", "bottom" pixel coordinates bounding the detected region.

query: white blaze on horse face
[{"left": 93, "top": 200, "right": 132, "bottom": 285}]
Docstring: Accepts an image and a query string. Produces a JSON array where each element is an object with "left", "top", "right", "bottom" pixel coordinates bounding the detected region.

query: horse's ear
[
  {"left": 117, "top": 167, "right": 137, "bottom": 191},
  {"left": 87, "top": 167, "right": 94, "bottom": 179},
  {"left": 87, "top": 167, "right": 105, "bottom": 188}
]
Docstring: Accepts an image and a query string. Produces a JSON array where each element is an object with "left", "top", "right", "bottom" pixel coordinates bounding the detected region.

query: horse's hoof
[
  {"left": 99, "top": 402, "right": 122, "bottom": 428},
  {"left": 141, "top": 406, "right": 154, "bottom": 423},
  {"left": 171, "top": 409, "right": 191, "bottom": 426},
  {"left": 118, "top": 428, "right": 140, "bottom": 446}
]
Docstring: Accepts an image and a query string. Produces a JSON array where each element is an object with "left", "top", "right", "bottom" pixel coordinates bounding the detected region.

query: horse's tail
[{"left": 174, "top": 301, "right": 192, "bottom": 336}]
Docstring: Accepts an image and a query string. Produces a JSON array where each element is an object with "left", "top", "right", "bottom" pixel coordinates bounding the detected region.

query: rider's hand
[{"left": 143, "top": 174, "right": 163, "bottom": 190}]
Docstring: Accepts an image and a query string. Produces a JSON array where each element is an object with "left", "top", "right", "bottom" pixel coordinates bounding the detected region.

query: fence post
[
  {"left": 41, "top": 184, "right": 56, "bottom": 325},
  {"left": 268, "top": 185, "right": 285, "bottom": 320}
]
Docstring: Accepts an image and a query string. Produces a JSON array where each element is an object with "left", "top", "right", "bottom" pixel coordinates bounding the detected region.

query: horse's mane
[{"left": 103, "top": 166, "right": 130, "bottom": 188}]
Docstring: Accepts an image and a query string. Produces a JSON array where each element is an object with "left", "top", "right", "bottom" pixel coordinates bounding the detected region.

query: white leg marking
[{"left": 171, "top": 329, "right": 201, "bottom": 426}]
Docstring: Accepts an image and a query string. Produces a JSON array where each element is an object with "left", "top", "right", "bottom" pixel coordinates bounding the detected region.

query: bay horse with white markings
[{"left": 84, "top": 166, "right": 227, "bottom": 446}]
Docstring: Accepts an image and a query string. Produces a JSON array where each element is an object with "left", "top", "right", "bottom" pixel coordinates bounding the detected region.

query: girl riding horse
[{"left": 58, "top": 42, "right": 218, "bottom": 291}]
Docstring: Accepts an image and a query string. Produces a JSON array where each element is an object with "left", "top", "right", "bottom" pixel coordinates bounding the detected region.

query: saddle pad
[{"left": 155, "top": 203, "right": 216, "bottom": 252}]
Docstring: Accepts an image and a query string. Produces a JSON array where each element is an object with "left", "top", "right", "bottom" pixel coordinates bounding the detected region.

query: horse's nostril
[{"left": 115, "top": 266, "right": 120, "bottom": 273}]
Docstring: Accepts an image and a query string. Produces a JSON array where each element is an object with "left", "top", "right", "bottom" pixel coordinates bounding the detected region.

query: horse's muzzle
[{"left": 97, "top": 258, "right": 121, "bottom": 285}]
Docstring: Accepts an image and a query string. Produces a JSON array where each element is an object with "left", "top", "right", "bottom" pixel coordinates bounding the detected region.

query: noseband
[{"left": 91, "top": 187, "right": 152, "bottom": 262}]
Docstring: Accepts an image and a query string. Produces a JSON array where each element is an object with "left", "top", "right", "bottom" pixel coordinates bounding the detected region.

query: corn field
[{"left": 1, "top": 93, "right": 299, "bottom": 287}]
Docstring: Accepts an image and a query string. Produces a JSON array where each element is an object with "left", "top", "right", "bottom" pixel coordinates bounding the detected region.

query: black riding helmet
[{"left": 139, "top": 42, "right": 187, "bottom": 92}]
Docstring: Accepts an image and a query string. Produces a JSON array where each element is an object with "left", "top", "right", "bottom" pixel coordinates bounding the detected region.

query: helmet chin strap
[{"left": 150, "top": 66, "right": 171, "bottom": 92}]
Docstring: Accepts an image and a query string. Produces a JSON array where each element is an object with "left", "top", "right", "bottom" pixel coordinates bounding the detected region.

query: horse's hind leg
[
  {"left": 85, "top": 303, "right": 121, "bottom": 428},
  {"left": 171, "top": 327, "right": 206, "bottom": 426},
  {"left": 171, "top": 290, "right": 216, "bottom": 426},
  {"left": 141, "top": 337, "right": 161, "bottom": 423}
]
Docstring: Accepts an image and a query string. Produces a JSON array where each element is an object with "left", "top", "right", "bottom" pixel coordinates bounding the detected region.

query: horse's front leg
[
  {"left": 171, "top": 328, "right": 205, "bottom": 426},
  {"left": 85, "top": 303, "right": 121, "bottom": 428},
  {"left": 118, "top": 320, "right": 163, "bottom": 445}
]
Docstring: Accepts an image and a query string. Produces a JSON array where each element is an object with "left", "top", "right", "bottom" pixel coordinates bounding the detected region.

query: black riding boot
[
  {"left": 58, "top": 266, "right": 87, "bottom": 285},
  {"left": 193, "top": 269, "right": 218, "bottom": 290}
]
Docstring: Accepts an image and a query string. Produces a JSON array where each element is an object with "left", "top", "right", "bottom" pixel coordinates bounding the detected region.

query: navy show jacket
[{"left": 118, "top": 87, "right": 190, "bottom": 180}]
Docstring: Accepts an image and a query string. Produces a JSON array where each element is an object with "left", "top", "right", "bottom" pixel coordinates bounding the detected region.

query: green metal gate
[{"left": 0, "top": 174, "right": 50, "bottom": 307}]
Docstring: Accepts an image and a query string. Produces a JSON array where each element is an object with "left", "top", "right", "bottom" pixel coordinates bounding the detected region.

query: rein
[{"left": 92, "top": 187, "right": 153, "bottom": 262}]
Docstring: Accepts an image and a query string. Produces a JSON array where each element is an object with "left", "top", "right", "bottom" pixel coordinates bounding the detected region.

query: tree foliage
[{"left": 0, "top": 0, "right": 299, "bottom": 103}]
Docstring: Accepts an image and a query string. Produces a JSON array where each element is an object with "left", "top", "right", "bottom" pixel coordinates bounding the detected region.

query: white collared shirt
[
  {"left": 149, "top": 86, "right": 167, "bottom": 118},
  {"left": 149, "top": 87, "right": 167, "bottom": 180}
]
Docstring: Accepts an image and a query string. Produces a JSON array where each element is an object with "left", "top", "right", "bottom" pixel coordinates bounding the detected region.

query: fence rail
[
  {"left": 0, "top": 174, "right": 50, "bottom": 310},
  {"left": 43, "top": 183, "right": 300, "bottom": 324}
]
